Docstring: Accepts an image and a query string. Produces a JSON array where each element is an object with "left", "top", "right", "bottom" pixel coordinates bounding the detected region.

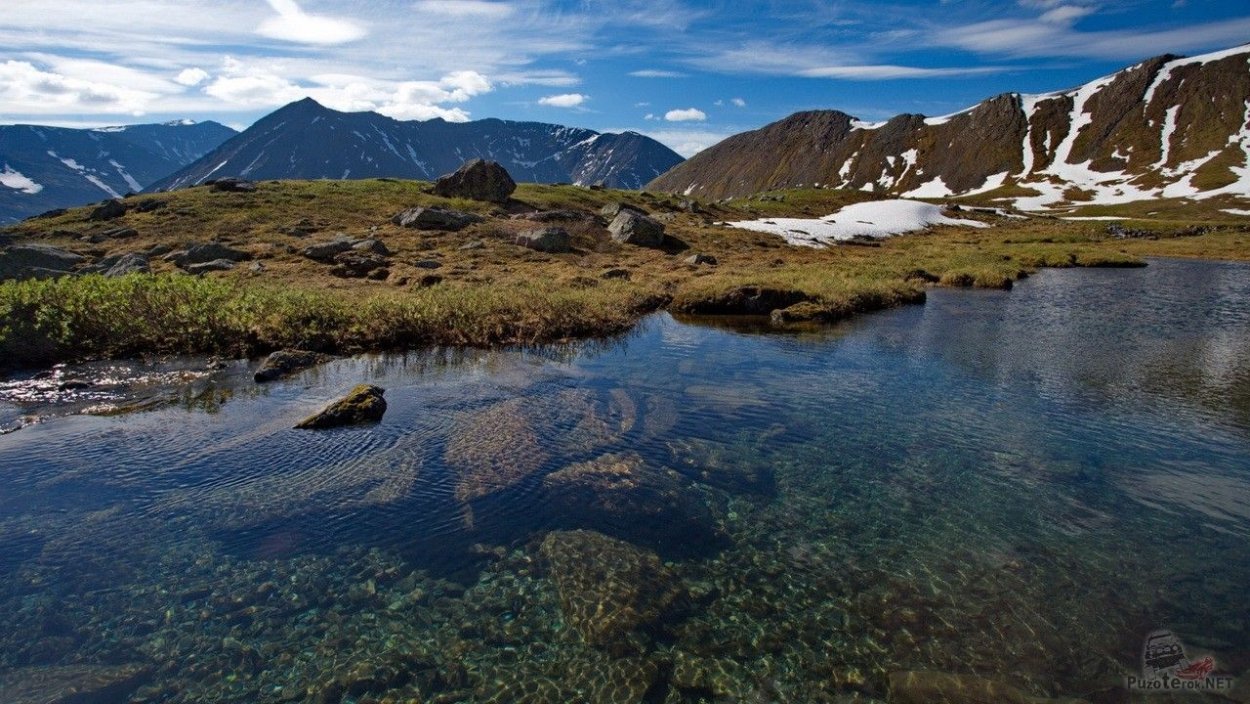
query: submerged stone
[
  {"left": 887, "top": 671, "right": 1092, "bottom": 704},
  {"left": 540, "top": 529, "right": 686, "bottom": 646},
  {"left": 253, "top": 349, "right": 334, "bottom": 382},
  {"left": 0, "top": 663, "right": 152, "bottom": 704},
  {"left": 295, "top": 384, "right": 387, "bottom": 429},
  {"left": 445, "top": 398, "right": 548, "bottom": 503}
]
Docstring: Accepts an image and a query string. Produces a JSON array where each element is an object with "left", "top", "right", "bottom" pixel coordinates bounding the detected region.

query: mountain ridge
[
  {"left": 648, "top": 44, "right": 1250, "bottom": 208},
  {"left": 0, "top": 120, "right": 237, "bottom": 223},
  {"left": 150, "top": 99, "right": 683, "bottom": 192}
]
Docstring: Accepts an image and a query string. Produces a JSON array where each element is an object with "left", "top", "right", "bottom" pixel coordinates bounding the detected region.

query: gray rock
[
  {"left": 457, "top": 240, "right": 485, "bottom": 251},
  {"left": 599, "top": 202, "right": 646, "bottom": 220},
  {"left": 302, "top": 239, "right": 355, "bottom": 263},
  {"left": 146, "top": 243, "right": 174, "bottom": 257},
  {"left": 330, "top": 252, "right": 389, "bottom": 278},
  {"left": 602, "top": 268, "right": 630, "bottom": 280},
  {"left": 295, "top": 384, "right": 387, "bottom": 429},
  {"left": 185, "top": 259, "right": 237, "bottom": 274},
  {"left": 516, "top": 209, "right": 594, "bottom": 223},
  {"left": 683, "top": 253, "right": 717, "bottom": 266},
  {"left": 351, "top": 238, "right": 390, "bottom": 256},
  {"left": 413, "top": 259, "right": 443, "bottom": 270},
  {"left": 608, "top": 210, "right": 665, "bottom": 248},
  {"left": 172, "top": 243, "right": 252, "bottom": 268},
  {"left": 209, "top": 177, "right": 257, "bottom": 193},
  {"left": 87, "top": 199, "right": 128, "bottom": 221},
  {"left": 0, "top": 244, "right": 86, "bottom": 281},
  {"left": 431, "top": 159, "right": 516, "bottom": 203},
  {"left": 101, "top": 252, "right": 151, "bottom": 276},
  {"left": 254, "top": 349, "right": 335, "bottom": 383},
  {"left": 32, "top": 208, "right": 68, "bottom": 220},
  {"left": 391, "top": 206, "right": 484, "bottom": 231},
  {"left": 515, "top": 227, "right": 572, "bottom": 253}
]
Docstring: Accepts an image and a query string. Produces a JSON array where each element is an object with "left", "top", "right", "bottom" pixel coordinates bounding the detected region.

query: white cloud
[
  {"left": 175, "top": 68, "right": 210, "bottom": 87},
  {"left": 412, "top": 0, "right": 515, "bottom": 19},
  {"left": 665, "top": 108, "right": 707, "bottom": 122},
  {"left": 258, "top": 0, "right": 367, "bottom": 45},
  {"left": 538, "top": 92, "right": 588, "bottom": 108},
  {"left": 634, "top": 127, "right": 735, "bottom": 157},
  {"left": 937, "top": 12, "right": 1250, "bottom": 58},
  {"left": 0, "top": 59, "right": 159, "bottom": 115},
  {"left": 800, "top": 64, "right": 1002, "bottom": 79},
  {"left": 731, "top": 97, "right": 746, "bottom": 107},
  {"left": 630, "top": 69, "right": 686, "bottom": 78}
]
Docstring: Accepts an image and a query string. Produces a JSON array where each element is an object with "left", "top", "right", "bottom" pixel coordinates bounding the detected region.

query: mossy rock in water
[
  {"left": 887, "top": 671, "right": 1091, "bottom": 704},
  {"left": 542, "top": 452, "right": 724, "bottom": 549},
  {"left": 539, "top": 529, "right": 686, "bottom": 646},
  {"left": 295, "top": 384, "right": 387, "bottom": 429},
  {"left": 253, "top": 348, "right": 334, "bottom": 382}
]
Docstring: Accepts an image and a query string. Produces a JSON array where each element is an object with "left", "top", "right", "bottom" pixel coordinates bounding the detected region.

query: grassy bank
[{"left": 2, "top": 179, "right": 1247, "bottom": 372}]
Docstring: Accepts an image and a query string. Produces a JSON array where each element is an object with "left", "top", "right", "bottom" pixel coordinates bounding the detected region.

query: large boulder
[
  {"left": 431, "top": 159, "right": 516, "bottom": 203},
  {"left": 94, "top": 253, "right": 150, "bottom": 277},
  {"left": 0, "top": 244, "right": 85, "bottom": 281},
  {"left": 330, "top": 252, "right": 389, "bottom": 278},
  {"left": 295, "top": 384, "right": 387, "bottom": 429},
  {"left": 539, "top": 529, "right": 686, "bottom": 645},
  {"left": 391, "top": 206, "right": 484, "bottom": 232},
  {"left": 515, "top": 227, "right": 571, "bottom": 253},
  {"left": 87, "top": 199, "right": 128, "bottom": 221},
  {"left": 209, "top": 177, "right": 257, "bottom": 193},
  {"left": 170, "top": 243, "right": 252, "bottom": 268},
  {"left": 445, "top": 398, "right": 549, "bottom": 503},
  {"left": 302, "top": 239, "right": 355, "bottom": 263},
  {"left": 542, "top": 452, "right": 723, "bottom": 547},
  {"left": 184, "top": 258, "right": 237, "bottom": 274},
  {"left": 254, "top": 349, "right": 335, "bottom": 382},
  {"left": 608, "top": 210, "right": 665, "bottom": 248}
]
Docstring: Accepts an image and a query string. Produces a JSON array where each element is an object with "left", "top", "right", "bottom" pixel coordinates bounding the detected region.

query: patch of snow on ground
[
  {"left": 963, "top": 171, "right": 1009, "bottom": 196},
  {"left": 0, "top": 165, "right": 43, "bottom": 194},
  {"left": 1060, "top": 216, "right": 1127, "bottom": 221},
  {"left": 1018, "top": 94, "right": 1049, "bottom": 176},
  {"left": 902, "top": 177, "right": 953, "bottom": 199},
  {"left": 1157, "top": 105, "right": 1181, "bottom": 167},
  {"left": 728, "top": 199, "right": 987, "bottom": 247},
  {"left": 850, "top": 120, "right": 884, "bottom": 130},
  {"left": 1222, "top": 209, "right": 1250, "bottom": 216}
]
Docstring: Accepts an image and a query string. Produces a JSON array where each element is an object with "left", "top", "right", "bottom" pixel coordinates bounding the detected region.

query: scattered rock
[
  {"left": 330, "top": 252, "right": 390, "bottom": 278},
  {"left": 87, "top": 199, "right": 128, "bottom": 221},
  {"left": 351, "top": 238, "right": 391, "bottom": 256},
  {"left": 684, "top": 253, "right": 717, "bottom": 266},
  {"left": 100, "top": 253, "right": 150, "bottom": 277},
  {"left": 254, "top": 349, "right": 335, "bottom": 382},
  {"left": 171, "top": 243, "right": 252, "bottom": 268},
  {"left": 431, "top": 159, "right": 516, "bottom": 203},
  {"left": 608, "top": 210, "right": 665, "bottom": 248},
  {"left": 295, "top": 384, "right": 387, "bottom": 430},
  {"left": 515, "top": 227, "right": 572, "bottom": 253},
  {"left": 302, "top": 239, "right": 355, "bottom": 263},
  {"left": 600, "top": 202, "right": 646, "bottom": 220},
  {"left": 210, "top": 177, "right": 258, "bottom": 193},
  {"left": 146, "top": 243, "right": 174, "bottom": 257},
  {"left": 457, "top": 240, "right": 485, "bottom": 251},
  {"left": 412, "top": 259, "right": 442, "bottom": 270},
  {"left": 515, "top": 209, "right": 594, "bottom": 223},
  {"left": 132, "top": 198, "right": 167, "bottom": 213},
  {"left": 391, "top": 206, "right": 484, "bottom": 232},
  {"left": 249, "top": 261, "right": 265, "bottom": 274},
  {"left": 185, "top": 258, "right": 237, "bottom": 274},
  {"left": 602, "top": 268, "right": 630, "bottom": 280},
  {"left": 0, "top": 244, "right": 86, "bottom": 281},
  {"left": 417, "top": 274, "right": 443, "bottom": 287},
  {"left": 539, "top": 529, "right": 686, "bottom": 645}
]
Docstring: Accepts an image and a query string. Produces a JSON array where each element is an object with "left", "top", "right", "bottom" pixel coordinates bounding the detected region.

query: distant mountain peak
[{"left": 649, "top": 43, "right": 1250, "bottom": 208}]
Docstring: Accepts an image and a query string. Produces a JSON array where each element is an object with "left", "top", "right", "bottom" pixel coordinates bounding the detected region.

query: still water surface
[{"left": 0, "top": 258, "right": 1247, "bottom": 703}]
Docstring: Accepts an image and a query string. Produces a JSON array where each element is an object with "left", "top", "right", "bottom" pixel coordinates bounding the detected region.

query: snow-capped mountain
[
  {"left": 150, "top": 98, "right": 683, "bottom": 192},
  {"left": 0, "top": 121, "right": 237, "bottom": 223},
  {"left": 649, "top": 44, "right": 1250, "bottom": 209}
]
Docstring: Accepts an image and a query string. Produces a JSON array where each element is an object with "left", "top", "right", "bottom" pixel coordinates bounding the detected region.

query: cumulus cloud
[
  {"left": 731, "top": 97, "right": 746, "bottom": 107},
  {"left": 0, "top": 59, "right": 158, "bottom": 115},
  {"left": 175, "top": 68, "right": 210, "bottom": 87},
  {"left": 635, "top": 128, "right": 734, "bottom": 157},
  {"left": 258, "top": 0, "right": 367, "bottom": 45},
  {"left": 665, "top": 108, "right": 707, "bottom": 122},
  {"left": 538, "top": 92, "right": 588, "bottom": 108}
]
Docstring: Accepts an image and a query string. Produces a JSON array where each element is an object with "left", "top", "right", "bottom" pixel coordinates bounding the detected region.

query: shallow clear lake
[{"left": 1, "top": 258, "right": 1248, "bottom": 703}]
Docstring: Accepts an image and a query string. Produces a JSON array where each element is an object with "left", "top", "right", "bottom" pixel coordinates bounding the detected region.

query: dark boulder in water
[
  {"left": 254, "top": 349, "right": 334, "bottom": 382},
  {"left": 295, "top": 384, "right": 387, "bottom": 429}
]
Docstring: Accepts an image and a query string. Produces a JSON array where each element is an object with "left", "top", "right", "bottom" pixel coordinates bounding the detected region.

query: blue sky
[{"left": 1, "top": 0, "right": 1247, "bottom": 156}]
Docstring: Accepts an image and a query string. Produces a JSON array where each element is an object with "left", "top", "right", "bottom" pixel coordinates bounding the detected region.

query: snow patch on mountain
[
  {"left": 728, "top": 199, "right": 987, "bottom": 247},
  {"left": 0, "top": 166, "right": 43, "bottom": 194}
]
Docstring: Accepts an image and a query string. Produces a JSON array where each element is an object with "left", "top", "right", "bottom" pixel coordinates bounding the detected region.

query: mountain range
[
  {"left": 649, "top": 44, "right": 1250, "bottom": 209},
  {"left": 149, "top": 98, "right": 683, "bottom": 193},
  {"left": 0, "top": 121, "right": 238, "bottom": 223}
]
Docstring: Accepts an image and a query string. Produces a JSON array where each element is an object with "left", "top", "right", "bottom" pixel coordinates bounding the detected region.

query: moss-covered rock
[
  {"left": 253, "top": 348, "right": 334, "bottom": 382},
  {"left": 540, "top": 529, "right": 686, "bottom": 646},
  {"left": 294, "top": 384, "right": 387, "bottom": 429}
]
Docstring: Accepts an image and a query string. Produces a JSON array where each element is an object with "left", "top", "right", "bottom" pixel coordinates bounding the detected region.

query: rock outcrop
[
  {"left": 608, "top": 210, "right": 666, "bottom": 248},
  {"left": 254, "top": 349, "right": 334, "bottom": 382},
  {"left": 295, "top": 384, "right": 387, "bottom": 429},
  {"left": 0, "top": 244, "right": 85, "bottom": 281},
  {"left": 391, "top": 206, "right": 484, "bottom": 231},
  {"left": 515, "top": 227, "right": 572, "bottom": 253},
  {"left": 431, "top": 159, "right": 516, "bottom": 203}
]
